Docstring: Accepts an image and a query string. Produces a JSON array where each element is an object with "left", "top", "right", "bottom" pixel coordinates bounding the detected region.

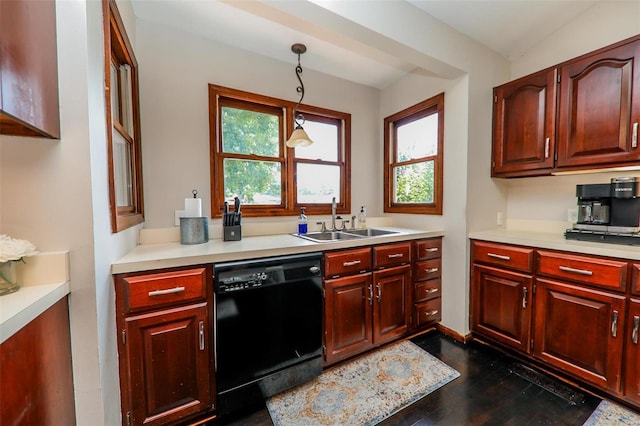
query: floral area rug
[
  {"left": 266, "top": 340, "right": 460, "bottom": 426},
  {"left": 583, "top": 400, "right": 640, "bottom": 425}
]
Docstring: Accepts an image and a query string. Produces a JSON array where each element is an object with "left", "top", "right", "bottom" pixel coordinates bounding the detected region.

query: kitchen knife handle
[
  {"left": 611, "top": 310, "right": 619, "bottom": 338},
  {"left": 633, "top": 316, "right": 640, "bottom": 345}
]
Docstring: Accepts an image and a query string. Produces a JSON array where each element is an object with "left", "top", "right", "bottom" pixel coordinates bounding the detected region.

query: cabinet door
[
  {"left": 324, "top": 273, "right": 373, "bottom": 365},
  {"left": 492, "top": 68, "right": 557, "bottom": 176},
  {"left": 557, "top": 39, "right": 640, "bottom": 168},
  {"left": 471, "top": 265, "right": 533, "bottom": 353},
  {"left": 624, "top": 299, "right": 640, "bottom": 404},
  {"left": 124, "top": 303, "right": 211, "bottom": 426},
  {"left": 533, "top": 278, "right": 625, "bottom": 393},
  {"left": 373, "top": 265, "right": 411, "bottom": 345}
]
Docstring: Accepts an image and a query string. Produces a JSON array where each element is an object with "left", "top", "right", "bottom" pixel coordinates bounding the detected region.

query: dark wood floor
[{"left": 211, "top": 331, "right": 602, "bottom": 425}]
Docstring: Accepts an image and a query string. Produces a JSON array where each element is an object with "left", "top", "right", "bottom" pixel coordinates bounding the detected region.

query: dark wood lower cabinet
[
  {"left": 373, "top": 265, "right": 411, "bottom": 345},
  {"left": 0, "top": 297, "right": 76, "bottom": 425},
  {"left": 125, "top": 303, "right": 211, "bottom": 425},
  {"left": 471, "top": 264, "right": 532, "bottom": 354},
  {"left": 324, "top": 273, "right": 374, "bottom": 365},
  {"left": 533, "top": 279, "right": 625, "bottom": 393},
  {"left": 624, "top": 299, "right": 640, "bottom": 403}
]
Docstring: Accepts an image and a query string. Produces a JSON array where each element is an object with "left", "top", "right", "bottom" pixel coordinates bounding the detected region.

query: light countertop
[
  {"left": 112, "top": 227, "right": 445, "bottom": 274},
  {"left": 0, "top": 252, "right": 70, "bottom": 343},
  {"left": 469, "top": 229, "right": 640, "bottom": 260}
]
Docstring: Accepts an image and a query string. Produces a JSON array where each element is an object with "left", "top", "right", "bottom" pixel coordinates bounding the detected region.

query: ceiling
[{"left": 130, "top": 0, "right": 600, "bottom": 89}]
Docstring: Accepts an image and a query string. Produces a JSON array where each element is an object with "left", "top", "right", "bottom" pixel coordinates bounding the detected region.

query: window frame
[
  {"left": 383, "top": 93, "right": 444, "bottom": 215},
  {"left": 103, "top": 0, "right": 144, "bottom": 232},
  {"left": 209, "top": 84, "right": 351, "bottom": 218}
]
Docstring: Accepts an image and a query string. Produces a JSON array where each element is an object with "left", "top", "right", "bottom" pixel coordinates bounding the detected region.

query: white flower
[{"left": 0, "top": 234, "right": 38, "bottom": 263}]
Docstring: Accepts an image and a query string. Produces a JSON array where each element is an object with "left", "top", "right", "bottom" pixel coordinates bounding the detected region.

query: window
[
  {"left": 104, "top": 0, "right": 144, "bottom": 232},
  {"left": 384, "top": 93, "right": 444, "bottom": 215},
  {"left": 209, "top": 85, "right": 351, "bottom": 217}
]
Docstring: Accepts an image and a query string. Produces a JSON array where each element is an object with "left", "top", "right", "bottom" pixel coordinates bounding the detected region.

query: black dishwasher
[{"left": 214, "top": 252, "right": 323, "bottom": 415}]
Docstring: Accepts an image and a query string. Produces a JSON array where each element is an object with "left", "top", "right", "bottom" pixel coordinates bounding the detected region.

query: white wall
[
  {"left": 1, "top": 1, "right": 139, "bottom": 424},
  {"left": 505, "top": 1, "right": 640, "bottom": 228},
  {"left": 136, "top": 19, "right": 381, "bottom": 228}
]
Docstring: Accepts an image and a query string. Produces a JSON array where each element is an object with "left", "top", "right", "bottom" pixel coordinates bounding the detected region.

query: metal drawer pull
[
  {"left": 426, "top": 288, "right": 439, "bottom": 294},
  {"left": 425, "top": 267, "right": 439, "bottom": 273},
  {"left": 425, "top": 248, "right": 439, "bottom": 253},
  {"left": 376, "top": 283, "right": 381, "bottom": 302},
  {"left": 633, "top": 122, "right": 638, "bottom": 148},
  {"left": 343, "top": 260, "right": 362, "bottom": 267},
  {"left": 487, "top": 253, "right": 510, "bottom": 261},
  {"left": 633, "top": 316, "right": 640, "bottom": 345},
  {"left": 559, "top": 266, "right": 593, "bottom": 276},
  {"left": 522, "top": 287, "right": 528, "bottom": 309},
  {"left": 544, "top": 137, "right": 550, "bottom": 158},
  {"left": 199, "top": 321, "right": 205, "bottom": 351},
  {"left": 425, "top": 310, "right": 439, "bottom": 316},
  {"left": 612, "top": 310, "right": 619, "bottom": 337},
  {"left": 387, "top": 253, "right": 404, "bottom": 259},
  {"left": 148, "top": 286, "right": 185, "bottom": 297},
  {"left": 368, "top": 284, "right": 373, "bottom": 306}
]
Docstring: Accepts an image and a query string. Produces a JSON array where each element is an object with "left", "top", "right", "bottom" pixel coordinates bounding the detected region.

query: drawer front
[
  {"left": 415, "top": 238, "right": 442, "bottom": 261},
  {"left": 373, "top": 242, "right": 412, "bottom": 269},
  {"left": 415, "top": 298, "right": 441, "bottom": 327},
  {"left": 415, "top": 278, "right": 441, "bottom": 303},
  {"left": 324, "top": 247, "right": 372, "bottom": 278},
  {"left": 415, "top": 258, "right": 441, "bottom": 282},
  {"left": 121, "top": 267, "right": 208, "bottom": 313},
  {"left": 472, "top": 240, "right": 534, "bottom": 273},
  {"left": 537, "top": 250, "right": 628, "bottom": 292}
]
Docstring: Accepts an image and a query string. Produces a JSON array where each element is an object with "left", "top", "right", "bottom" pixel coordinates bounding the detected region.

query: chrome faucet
[{"left": 331, "top": 197, "right": 337, "bottom": 231}]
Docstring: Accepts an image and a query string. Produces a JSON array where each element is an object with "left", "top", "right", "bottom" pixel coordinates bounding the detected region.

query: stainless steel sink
[
  {"left": 293, "top": 228, "right": 399, "bottom": 243},
  {"left": 343, "top": 228, "right": 399, "bottom": 237}
]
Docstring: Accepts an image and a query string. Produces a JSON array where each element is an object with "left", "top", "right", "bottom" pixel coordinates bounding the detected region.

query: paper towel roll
[{"left": 184, "top": 197, "right": 202, "bottom": 218}]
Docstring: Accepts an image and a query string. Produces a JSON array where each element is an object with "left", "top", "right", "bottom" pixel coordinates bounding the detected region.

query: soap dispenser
[
  {"left": 298, "top": 207, "right": 308, "bottom": 235},
  {"left": 358, "top": 206, "right": 367, "bottom": 229}
]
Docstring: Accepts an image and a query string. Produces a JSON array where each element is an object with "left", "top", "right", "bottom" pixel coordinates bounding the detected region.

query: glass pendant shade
[{"left": 286, "top": 125, "right": 313, "bottom": 148}]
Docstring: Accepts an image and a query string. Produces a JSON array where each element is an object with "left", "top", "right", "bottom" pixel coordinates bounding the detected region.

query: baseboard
[{"left": 436, "top": 323, "right": 473, "bottom": 343}]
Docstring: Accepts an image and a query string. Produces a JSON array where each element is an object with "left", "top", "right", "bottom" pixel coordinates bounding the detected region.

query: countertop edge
[
  {"left": 469, "top": 229, "right": 640, "bottom": 260},
  {"left": 112, "top": 229, "right": 445, "bottom": 274},
  {"left": 0, "top": 282, "right": 71, "bottom": 344}
]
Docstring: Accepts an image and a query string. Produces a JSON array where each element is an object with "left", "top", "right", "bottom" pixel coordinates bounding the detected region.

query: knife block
[{"left": 223, "top": 225, "right": 241, "bottom": 241}]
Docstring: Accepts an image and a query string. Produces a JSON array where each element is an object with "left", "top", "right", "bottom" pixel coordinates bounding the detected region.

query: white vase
[{"left": 0, "top": 261, "right": 19, "bottom": 296}]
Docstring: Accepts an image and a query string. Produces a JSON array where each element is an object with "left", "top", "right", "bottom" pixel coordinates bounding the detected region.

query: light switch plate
[
  {"left": 174, "top": 210, "right": 185, "bottom": 226},
  {"left": 496, "top": 211, "right": 504, "bottom": 226}
]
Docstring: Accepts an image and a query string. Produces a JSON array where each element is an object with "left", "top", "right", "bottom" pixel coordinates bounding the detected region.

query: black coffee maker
[{"left": 566, "top": 177, "right": 640, "bottom": 245}]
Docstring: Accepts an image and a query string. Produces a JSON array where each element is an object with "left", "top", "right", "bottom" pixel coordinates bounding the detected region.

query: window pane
[
  {"left": 113, "top": 130, "right": 132, "bottom": 207},
  {"left": 120, "top": 64, "right": 134, "bottom": 135},
  {"left": 393, "top": 160, "right": 434, "bottom": 203},
  {"left": 295, "top": 120, "right": 338, "bottom": 161},
  {"left": 110, "top": 61, "right": 120, "bottom": 122},
  {"left": 396, "top": 113, "right": 438, "bottom": 161},
  {"left": 224, "top": 158, "right": 281, "bottom": 204},
  {"left": 222, "top": 107, "right": 279, "bottom": 157},
  {"left": 297, "top": 164, "right": 340, "bottom": 204}
]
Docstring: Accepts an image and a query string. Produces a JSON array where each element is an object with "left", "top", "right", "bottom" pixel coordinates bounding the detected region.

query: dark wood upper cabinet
[
  {"left": 492, "top": 35, "right": 640, "bottom": 177},
  {"left": 0, "top": 0, "right": 60, "bottom": 138},
  {"left": 557, "top": 39, "right": 640, "bottom": 168},
  {"left": 492, "top": 68, "right": 557, "bottom": 177}
]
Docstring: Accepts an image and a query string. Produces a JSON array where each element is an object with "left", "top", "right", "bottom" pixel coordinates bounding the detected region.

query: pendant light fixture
[{"left": 285, "top": 43, "right": 314, "bottom": 148}]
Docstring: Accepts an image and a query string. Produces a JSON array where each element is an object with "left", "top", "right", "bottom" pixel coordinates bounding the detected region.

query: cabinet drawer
[
  {"left": 415, "top": 238, "right": 442, "bottom": 261},
  {"left": 536, "top": 250, "right": 628, "bottom": 292},
  {"left": 415, "top": 258, "right": 441, "bottom": 282},
  {"left": 324, "top": 247, "right": 372, "bottom": 278},
  {"left": 415, "top": 278, "right": 441, "bottom": 303},
  {"left": 119, "top": 267, "right": 208, "bottom": 313},
  {"left": 415, "top": 298, "right": 441, "bottom": 327},
  {"left": 472, "top": 241, "right": 534, "bottom": 273},
  {"left": 373, "top": 242, "right": 411, "bottom": 269}
]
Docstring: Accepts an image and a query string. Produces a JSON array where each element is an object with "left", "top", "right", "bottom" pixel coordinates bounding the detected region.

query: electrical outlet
[
  {"left": 496, "top": 211, "right": 504, "bottom": 226},
  {"left": 174, "top": 210, "right": 185, "bottom": 226},
  {"left": 567, "top": 208, "right": 578, "bottom": 223}
]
